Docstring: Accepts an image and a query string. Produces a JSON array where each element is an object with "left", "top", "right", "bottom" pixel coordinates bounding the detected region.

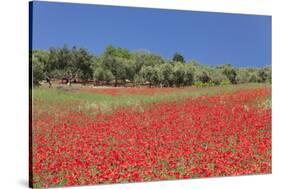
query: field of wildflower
[{"left": 30, "top": 84, "right": 271, "bottom": 187}]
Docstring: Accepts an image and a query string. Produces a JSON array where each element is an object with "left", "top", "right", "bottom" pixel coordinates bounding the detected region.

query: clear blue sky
[{"left": 31, "top": 1, "right": 271, "bottom": 67}]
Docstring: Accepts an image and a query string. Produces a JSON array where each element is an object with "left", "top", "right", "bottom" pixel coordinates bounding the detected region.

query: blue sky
[{"left": 31, "top": 1, "right": 271, "bottom": 67}]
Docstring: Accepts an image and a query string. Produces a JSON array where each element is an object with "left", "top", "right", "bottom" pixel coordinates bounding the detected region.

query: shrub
[{"left": 220, "top": 79, "right": 231, "bottom": 86}]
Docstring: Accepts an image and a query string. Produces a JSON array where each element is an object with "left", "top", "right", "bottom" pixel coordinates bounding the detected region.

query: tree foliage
[
  {"left": 172, "top": 52, "right": 185, "bottom": 63},
  {"left": 31, "top": 45, "right": 271, "bottom": 88}
]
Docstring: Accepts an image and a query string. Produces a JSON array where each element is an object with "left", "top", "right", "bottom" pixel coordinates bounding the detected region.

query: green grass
[{"left": 32, "top": 83, "right": 270, "bottom": 114}]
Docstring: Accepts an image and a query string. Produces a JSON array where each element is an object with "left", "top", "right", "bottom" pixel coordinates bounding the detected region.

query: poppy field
[{"left": 31, "top": 84, "right": 271, "bottom": 188}]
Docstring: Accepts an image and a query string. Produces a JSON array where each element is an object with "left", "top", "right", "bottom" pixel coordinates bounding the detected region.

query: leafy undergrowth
[{"left": 31, "top": 86, "right": 271, "bottom": 187}]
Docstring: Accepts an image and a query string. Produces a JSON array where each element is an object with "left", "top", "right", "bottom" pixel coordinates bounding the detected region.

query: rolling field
[{"left": 31, "top": 84, "right": 271, "bottom": 187}]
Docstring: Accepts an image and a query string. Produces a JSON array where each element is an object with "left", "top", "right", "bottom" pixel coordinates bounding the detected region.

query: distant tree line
[{"left": 31, "top": 45, "right": 272, "bottom": 87}]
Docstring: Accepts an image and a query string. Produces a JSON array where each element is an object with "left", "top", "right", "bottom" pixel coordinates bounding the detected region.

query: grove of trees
[{"left": 31, "top": 45, "right": 272, "bottom": 87}]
